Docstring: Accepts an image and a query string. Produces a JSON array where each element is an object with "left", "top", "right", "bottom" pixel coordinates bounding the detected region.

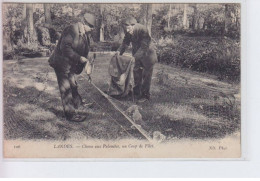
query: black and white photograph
[{"left": 2, "top": 2, "right": 241, "bottom": 158}]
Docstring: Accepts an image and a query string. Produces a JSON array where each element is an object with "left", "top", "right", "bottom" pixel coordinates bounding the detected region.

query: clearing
[{"left": 3, "top": 53, "right": 240, "bottom": 142}]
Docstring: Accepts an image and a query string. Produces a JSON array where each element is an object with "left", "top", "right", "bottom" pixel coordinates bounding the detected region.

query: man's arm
[
  {"left": 118, "top": 33, "right": 131, "bottom": 55},
  {"left": 60, "top": 30, "right": 87, "bottom": 64},
  {"left": 133, "top": 29, "right": 151, "bottom": 58},
  {"left": 139, "top": 29, "right": 151, "bottom": 50}
]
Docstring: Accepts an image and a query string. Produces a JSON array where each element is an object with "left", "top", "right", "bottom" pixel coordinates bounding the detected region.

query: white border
[
  {"left": 1, "top": 0, "right": 259, "bottom": 178},
  {"left": 1, "top": 0, "right": 245, "bottom": 162},
  {"left": 0, "top": 0, "right": 245, "bottom": 3}
]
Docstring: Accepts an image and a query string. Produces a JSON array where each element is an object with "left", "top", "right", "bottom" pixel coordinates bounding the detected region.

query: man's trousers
[
  {"left": 133, "top": 46, "right": 157, "bottom": 99},
  {"left": 54, "top": 69, "right": 82, "bottom": 119}
]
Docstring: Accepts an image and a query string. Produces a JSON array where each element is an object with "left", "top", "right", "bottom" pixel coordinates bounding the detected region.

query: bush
[
  {"left": 156, "top": 35, "right": 240, "bottom": 81},
  {"left": 3, "top": 50, "right": 16, "bottom": 60}
]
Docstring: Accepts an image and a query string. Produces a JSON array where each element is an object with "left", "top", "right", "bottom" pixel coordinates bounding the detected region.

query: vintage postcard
[{"left": 2, "top": 2, "right": 241, "bottom": 159}]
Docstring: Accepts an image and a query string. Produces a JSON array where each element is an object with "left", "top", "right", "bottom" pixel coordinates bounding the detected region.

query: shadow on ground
[{"left": 3, "top": 55, "right": 240, "bottom": 141}]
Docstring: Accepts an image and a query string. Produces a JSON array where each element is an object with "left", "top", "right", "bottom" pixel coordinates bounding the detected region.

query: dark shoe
[{"left": 68, "top": 114, "right": 87, "bottom": 122}]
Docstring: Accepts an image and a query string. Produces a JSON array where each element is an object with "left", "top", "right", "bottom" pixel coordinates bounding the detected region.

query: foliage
[
  {"left": 2, "top": 3, "right": 241, "bottom": 82},
  {"left": 51, "top": 4, "right": 82, "bottom": 32},
  {"left": 157, "top": 35, "right": 240, "bottom": 81},
  {"left": 152, "top": 4, "right": 240, "bottom": 39},
  {"left": 96, "top": 4, "right": 141, "bottom": 41},
  {"left": 3, "top": 3, "right": 241, "bottom": 44},
  {"left": 3, "top": 4, "right": 25, "bottom": 49}
]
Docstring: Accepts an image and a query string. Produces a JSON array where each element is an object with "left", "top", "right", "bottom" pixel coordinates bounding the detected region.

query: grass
[{"left": 3, "top": 53, "right": 241, "bottom": 141}]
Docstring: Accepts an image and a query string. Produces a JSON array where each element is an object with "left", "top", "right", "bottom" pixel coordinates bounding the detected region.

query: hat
[
  {"left": 122, "top": 17, "right": 137, "bottom": 26},
  {"left": 83, "top": 13, "right": 96, "bottom": 27}
]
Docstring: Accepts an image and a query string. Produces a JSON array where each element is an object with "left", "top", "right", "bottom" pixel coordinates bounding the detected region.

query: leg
[
  {"left": 133, "top": 58, "right": 143, "bottom": 98},
  {"left": 141, "top": 65, "right": 154, "bottom": 99},
  {"left": 139, "top": 47, "right": 157, "bottom": 100},
  {"left": 54, "top": 69, "right": 75, "bottom": 119},
  {"left": 68, "top": 73, "right": 82, "bottom": 109}
]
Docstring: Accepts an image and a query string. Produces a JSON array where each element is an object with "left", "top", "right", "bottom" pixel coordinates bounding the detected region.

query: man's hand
[
  {"left": 85, "top": 61, "right": 93, "bottom": 83},
  {"left": 115, "top": 51, "right": 120, "bottom": 56},
  {"left": 80, "top": 56, "right": 89, "bottom": 63},
  {"left": 85, "top": 61, "right": 92, "bottom": 75}
]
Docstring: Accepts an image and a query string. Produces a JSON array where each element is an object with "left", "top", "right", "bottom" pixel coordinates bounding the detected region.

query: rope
[
  {"left": 79, "top": 74, "right": 136, "bottom": 139},
  {"left": 79, "top": 73, "right": 153, "bottom": 142},
  {"left": 83, "top": 88, "right": 135, "bottom": 139},
  {"left": 90, "top": 81, "right": 153, "bottom": 142}
]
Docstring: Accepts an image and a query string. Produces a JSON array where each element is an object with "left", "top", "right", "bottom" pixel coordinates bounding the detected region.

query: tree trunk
[
  {"left": 224, "top": 4, "right": 231, "bottom": 36},
  {"left": 146, "top": 4, "right": 153, "bottom": 36},
  {"left": 99, "top": 4, "right": 105, "bottom": 42},
  {"left": 44, "top": 4, "right": 52, "bottom": 24},
  {"left": 235, "top": 4, "right": 240, "bottom": 28},
  {"left": 167, "top": 4, "right": 172, "bottom": 28},
  {"left": 18, "top": 4, "right": 27, "bottom": 45},
  {"left": 22, "top": 4, "right": 26, "bottom": 20},
  {"left": 183, "top": 4, "right": 188, "bottom": 30},
  {"left": 192, "top": 4, "right": 199, "bottom": 30},
  {"left": 141, "top": 4, "right": 153, "bottom": 36},
  {"left": 25, "top": 4, "right": 37, "bottom": 45},
  {"left": 26, "top": 4, "right": 34, "bottom": 43}
]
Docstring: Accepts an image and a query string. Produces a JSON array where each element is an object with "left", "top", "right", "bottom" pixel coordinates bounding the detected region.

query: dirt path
[{"left": 3, "top": 54, "right": 240, "bottom": 141}]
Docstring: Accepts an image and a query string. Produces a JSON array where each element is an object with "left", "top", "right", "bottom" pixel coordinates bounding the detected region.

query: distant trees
[
  {"left": 223, "top": 4, "right": 240, "bottom": 37},
  {"left": 153, "top": 3, "right": 240, "bottom": 38},
  {"left": 2, "top": 3, "right": 241, "bottom": 81},
  {"left": 2, "top": 3, "right": 241, "bottom": 52}
]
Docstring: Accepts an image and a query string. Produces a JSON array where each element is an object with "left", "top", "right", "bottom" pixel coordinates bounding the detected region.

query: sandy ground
[{"left": 3, "top": 53, "right": 241, "bottom": 142}]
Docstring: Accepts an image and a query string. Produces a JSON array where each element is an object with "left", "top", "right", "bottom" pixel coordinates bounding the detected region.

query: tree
[
  {"left": 192, "top": 4, "right": 199, "bottom": 30},
  {"left": 35, "top": 3, "right": 52, "bottom": 46},
  {"left": 25, "top": 4, "right": 37, "bottom": 45},
  {"left": 167, "top": 4, "right": 172, "bottom": 28},
  {"left": 223, "top": 4, "right": 240, "bottom": 38},
  {"left": 140, "top": 4, "right": 153, "bottom": 36},
  {"left": 146, "top": 4, "right": 153, "bottom": 36},
  {"left": 22, "top": 4, "right": 26, "bottom": 20},
  {"left": 182, "top": 4, "right": 188, "bottom": 30},
  {"left": 44, "top": 4, "right": 52, "bottom": 24},
  {"left": 224, "top": 4, "right": 230, "bottom": 35},
  {"left": 99, "top": 4, "right": 105, "bottom": 42}
]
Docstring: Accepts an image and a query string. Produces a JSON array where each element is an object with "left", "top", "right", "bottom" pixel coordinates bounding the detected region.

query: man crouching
[{"left": 48, "top": 13, "right": 95, "bottom": 122}]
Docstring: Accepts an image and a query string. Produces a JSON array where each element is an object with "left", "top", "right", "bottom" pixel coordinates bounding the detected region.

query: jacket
[
  {"left": 119, "top": 23, "right": 157, "bottom": 67},
  {"left": 49, "top": 22, "right": 90, "bottom": 74}
]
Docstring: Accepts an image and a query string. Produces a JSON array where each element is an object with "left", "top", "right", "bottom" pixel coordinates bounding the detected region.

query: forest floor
[{"left": 3, "top": 53, "right": 241, "bottom": 142}]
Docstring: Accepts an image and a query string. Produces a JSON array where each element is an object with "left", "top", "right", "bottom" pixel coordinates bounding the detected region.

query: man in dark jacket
[
  {"left": 117, "top": 17, "right": 158, "bottom": 103},
  {"left": 48, "top": 13, "right": 95, "bottom": 122}
]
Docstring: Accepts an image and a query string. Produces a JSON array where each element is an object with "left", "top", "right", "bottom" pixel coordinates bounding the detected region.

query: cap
[
  {"left": 122, "top": 17, "right": 137, "bottom": 26},
  {"left": 83, "top": 13, "right": 96, "bottom": 27}
]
